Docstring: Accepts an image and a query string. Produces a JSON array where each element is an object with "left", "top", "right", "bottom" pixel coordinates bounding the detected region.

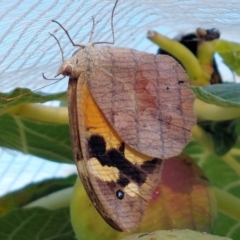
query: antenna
[
  {"left": 93, "top": 0, "right": 118, "bottom": 45},
  {"left": 52, "top": 20, "right": 85, "bottom": 48}
]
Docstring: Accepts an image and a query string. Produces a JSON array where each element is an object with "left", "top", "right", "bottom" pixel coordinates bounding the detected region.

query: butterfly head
[
  {"left": 57, "top": 46, "right": 91, "bottom": 79},
  {"left": 57, "top": 61, "right": 81, "bottom": 79},
  {"left": 59, "top": 62, "right": 72, "bottom": 75}
]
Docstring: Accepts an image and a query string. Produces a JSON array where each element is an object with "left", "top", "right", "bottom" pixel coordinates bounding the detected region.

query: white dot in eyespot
[{"left": 116, "top": 189, "right": 124, "bottom": 200}]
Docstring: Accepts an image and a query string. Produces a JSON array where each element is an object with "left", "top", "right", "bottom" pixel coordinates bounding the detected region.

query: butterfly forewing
[{"left": 87, "top": 46, "right": 196, "bottom": 159}]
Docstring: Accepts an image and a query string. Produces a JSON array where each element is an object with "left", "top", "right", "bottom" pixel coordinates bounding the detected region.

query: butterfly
[{"left": 54, "top": 0, "right": 196, "bottom": 232}]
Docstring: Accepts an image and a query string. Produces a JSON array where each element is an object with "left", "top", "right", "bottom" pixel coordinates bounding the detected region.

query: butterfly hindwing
[{"left": 68, "top": 75, "right": 163, "bottom": 232}]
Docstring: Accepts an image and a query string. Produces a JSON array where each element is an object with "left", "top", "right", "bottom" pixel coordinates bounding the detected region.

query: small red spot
[
  {"left": 150, "top": 185, "right": 161, "bottom": 202},
  {"left": 64, "top": 65, "right": 73, "bottom": 76}
]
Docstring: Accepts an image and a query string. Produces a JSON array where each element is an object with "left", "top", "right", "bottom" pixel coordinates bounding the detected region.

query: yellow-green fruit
[
  {"left": 137, "top": 153, "right": 217, "bottom": 233},
  {"left": 70, "top": 154, "right": 217, "bottom": 239},
  {"left": 70, "top": 177, "right": 127, "bottom": 240}
]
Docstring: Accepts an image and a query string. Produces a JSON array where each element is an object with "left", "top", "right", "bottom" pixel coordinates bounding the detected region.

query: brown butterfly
[{"left": 54, "top": 0, "right": 196, "bottom": 232}]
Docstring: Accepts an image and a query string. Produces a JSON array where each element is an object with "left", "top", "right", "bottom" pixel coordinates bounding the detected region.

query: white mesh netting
[{"left": 0, "top": 0, "right": 239, "bottom": 195}]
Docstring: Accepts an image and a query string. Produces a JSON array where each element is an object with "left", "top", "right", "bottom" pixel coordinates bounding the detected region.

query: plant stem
[
  {"left": 147, "top": 30, "right": 209, "bottom": 86},
  {"left": 195, "top": 99, "right": 240, "bottom": 121},
  {"left": 24, "top": 187, "right": 73, "bottom": 209},
  {"left": 214, "top": 186, "right": 240, "bottom": 222},
  {"left": 191, "top": 124, "right": 214, "bottom": 152},
  {"left": 222, "top": 152, "right": 240, "bottom": 175},
  {"left": 6, "top": 104, "right": 69, "bottom": 124},
  {"left": 197, "top": 40, "right": 218, "bottom": 81}
]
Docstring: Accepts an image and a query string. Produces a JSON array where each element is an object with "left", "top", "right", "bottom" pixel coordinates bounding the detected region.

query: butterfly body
[{"left": 60, "top": 44, "right": 195, "bottom": 231}]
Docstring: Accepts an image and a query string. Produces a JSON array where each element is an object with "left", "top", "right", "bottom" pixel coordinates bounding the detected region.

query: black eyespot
[
  {"left": 116, "top": 189, "right": 124, "bottom": 200},
  {"left": 88, "top": 134, "right": 106, "bottom": 157}
]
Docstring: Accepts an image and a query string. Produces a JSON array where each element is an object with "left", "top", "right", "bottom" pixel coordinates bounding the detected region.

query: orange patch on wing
[
  {"left": 80, "top": 82, "right": 151, "bottom": 164},
  {"left": 80, "top": 82, "right": 121, "bottom": 150}
]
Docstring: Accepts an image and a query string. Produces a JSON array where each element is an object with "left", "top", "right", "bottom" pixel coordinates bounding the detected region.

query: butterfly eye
[
  {"left": 116, "top": 189, "right": 124, "bottom": 200},
  {"left": 63, "top": 65, "right": 73, "bottom": 76}
]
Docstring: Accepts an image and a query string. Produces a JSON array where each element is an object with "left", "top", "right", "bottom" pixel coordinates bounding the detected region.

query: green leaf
[
  {"left": 0, "top": 175, "right": 77, "bottom": 217},
  {"left": 192, "top": 83, "right": 240, "bottom": 107},
  {"left": 0, "top": 89, "right": 72, "bottom": 163},
  {"left": 0, "top": 113, "right": 73, "bottom": 163},
  {"left": 213, "top": 212, "right": 238, "bottom": 240},
  {"left": 0, "top": 208, "right": 75, "bottom": 240},
  {"left": 0, "top": 88, "right": 67, "bottom": 109},
  {"left": 198, "top": 120, "right": 238, "bottom": 155},
  {"left": 184, "top": 139, "right": 240, "bottom": 240},
  {"left": 215, "top": 40, "right": 240, "bottom": 76}
]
